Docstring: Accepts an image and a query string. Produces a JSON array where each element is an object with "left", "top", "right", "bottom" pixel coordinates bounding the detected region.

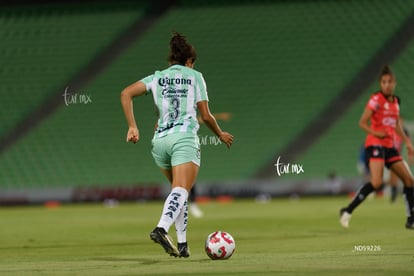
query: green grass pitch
[{"left": 0, "top": 196, "right": 413, "bottom": 275}]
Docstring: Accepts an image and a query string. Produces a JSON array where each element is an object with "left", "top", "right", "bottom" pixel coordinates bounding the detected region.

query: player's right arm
[
  {"left": 197, "top": 100, "right": 233, "bottom": 148},
  {"left": 396, "top": 118, "right": 414, "bottom": 159},
  {"left": 120, "top": 81, "right": 147, "bottom": 143}
]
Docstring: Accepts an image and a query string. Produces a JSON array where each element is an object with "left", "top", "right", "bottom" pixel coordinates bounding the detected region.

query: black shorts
[{"left": 365, "top": 146, "right": 403, "bottom": 169}]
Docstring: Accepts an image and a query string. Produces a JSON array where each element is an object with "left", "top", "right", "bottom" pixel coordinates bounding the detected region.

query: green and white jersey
[{"left": 141, "top": 64, "right": 209, "bottom": 138}]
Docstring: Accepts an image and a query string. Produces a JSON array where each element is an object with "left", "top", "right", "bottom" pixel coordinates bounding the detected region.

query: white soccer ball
[{"left": 205, "top": 231, "right": 236, "bottom": 260}]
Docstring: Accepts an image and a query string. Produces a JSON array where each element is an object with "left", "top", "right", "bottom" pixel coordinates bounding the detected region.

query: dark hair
[
  {"left": 379, "top": 65, "right": 395, "bottom": 80},
  {"left": 168, "top": 32, "right": 196, "bottom": 65}
]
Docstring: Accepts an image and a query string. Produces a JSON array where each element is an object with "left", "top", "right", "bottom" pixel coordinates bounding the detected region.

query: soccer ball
[{"left": 205, "top": 231, "right": 236, "bottom": 260}]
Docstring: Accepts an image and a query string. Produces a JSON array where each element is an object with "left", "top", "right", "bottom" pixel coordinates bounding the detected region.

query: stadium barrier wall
[{"left": 0, "top": 178, "right": 361, "bottom": 205}]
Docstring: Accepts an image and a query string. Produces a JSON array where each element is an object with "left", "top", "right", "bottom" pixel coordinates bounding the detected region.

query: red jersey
[{"left": 364, "top": 92, "right": 400, "bottom": 148}]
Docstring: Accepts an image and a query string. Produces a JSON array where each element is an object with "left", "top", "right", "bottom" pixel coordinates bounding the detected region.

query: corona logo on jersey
[
  {"left": 158, "top": 77, "right": 192, "bottom": 98},
  {"left": 158, "top": 76, "right": 192, "bottom": 86}
]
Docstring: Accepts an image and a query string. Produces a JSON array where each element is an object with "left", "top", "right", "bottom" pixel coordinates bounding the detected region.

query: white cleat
[{"left": 339, "top": 208, "right": 352, "bottom": 229}]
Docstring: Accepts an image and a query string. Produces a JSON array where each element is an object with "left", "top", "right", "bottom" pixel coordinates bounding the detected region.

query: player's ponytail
[{"left": 168, "top": 32, "right": 196, "bottom": 66}]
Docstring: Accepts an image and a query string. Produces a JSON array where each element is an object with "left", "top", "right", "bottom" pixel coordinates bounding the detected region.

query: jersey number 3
[{"left": 170, "top": 98, "right": 180, "bottom": 120}]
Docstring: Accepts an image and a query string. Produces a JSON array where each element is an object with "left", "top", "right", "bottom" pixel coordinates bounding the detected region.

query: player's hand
[
  {"left": 374, "top": 130, "right": 387, "bottom": 139},
  {"left": 126, "top": 127, "right": 139, "bottom": 143},
  {"left": 219, "top": 132, "right": 234, "bottom": 149}
]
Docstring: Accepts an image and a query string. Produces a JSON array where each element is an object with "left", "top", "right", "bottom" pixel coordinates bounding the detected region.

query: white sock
[
  {"left": 175, "top": 200, "right": 188, "bottom": 243},
  {"left": 157, "top": 187, "right": 189, "bottom": 232}
]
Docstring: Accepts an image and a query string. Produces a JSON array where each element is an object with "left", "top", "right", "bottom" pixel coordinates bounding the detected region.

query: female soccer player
[
  {"left": 356, "top": 122, "right": 411, "bottom": 203},
  {"left": 120, "top": 32, "right": 233, "bottom": 257},
  {"left": 340, "top": 65, "right": 414, "bottom": 229}
]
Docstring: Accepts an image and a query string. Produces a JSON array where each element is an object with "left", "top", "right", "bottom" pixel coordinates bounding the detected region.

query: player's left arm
[
  {"left": 120, "top": 81, "right": 147, "bottom": 143},
  {"left": 396, "top": 117, "right": 414, "bottom": 157}
]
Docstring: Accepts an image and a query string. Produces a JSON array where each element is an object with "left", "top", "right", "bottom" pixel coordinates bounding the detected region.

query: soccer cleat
[
  {"left": 339, "top": 208, "right": 352, "bottom": 229},
  {"left": 405, "top": 220, "right": 414, "bottom": 230},
  {"left": 150, "top": 227, "right": 180, "bottom": 257},
  {"left": 178, "top": 242, "right": 190, "bottom": 258}
]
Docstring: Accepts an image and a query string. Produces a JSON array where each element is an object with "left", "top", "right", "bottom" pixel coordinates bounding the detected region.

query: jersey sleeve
[
  {"left": 366, "top": 94, "right": 379, "bottom": 111},
  {"left": 140, "top": 74, "right": 155, "bottom": 95},
  {"left": 195, "top": 73, "right": 209, "bottom": 103}
]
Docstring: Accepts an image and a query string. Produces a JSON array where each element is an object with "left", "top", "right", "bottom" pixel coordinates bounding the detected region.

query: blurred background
[{"left": 1, "top": 0, "right": 414, "bottom": 204}]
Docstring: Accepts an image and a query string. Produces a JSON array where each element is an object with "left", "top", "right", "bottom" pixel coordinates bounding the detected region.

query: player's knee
[
  {"left": 400, "top": 173, "right": 414, "bottom": 187},
  {"left": 371, "top": 180, "right": 383, "bottom": 189}
]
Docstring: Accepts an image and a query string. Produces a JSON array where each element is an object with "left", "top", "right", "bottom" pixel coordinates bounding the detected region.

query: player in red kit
[{"left": 340, "top": 65, "right": 414, "bottom": 229}]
